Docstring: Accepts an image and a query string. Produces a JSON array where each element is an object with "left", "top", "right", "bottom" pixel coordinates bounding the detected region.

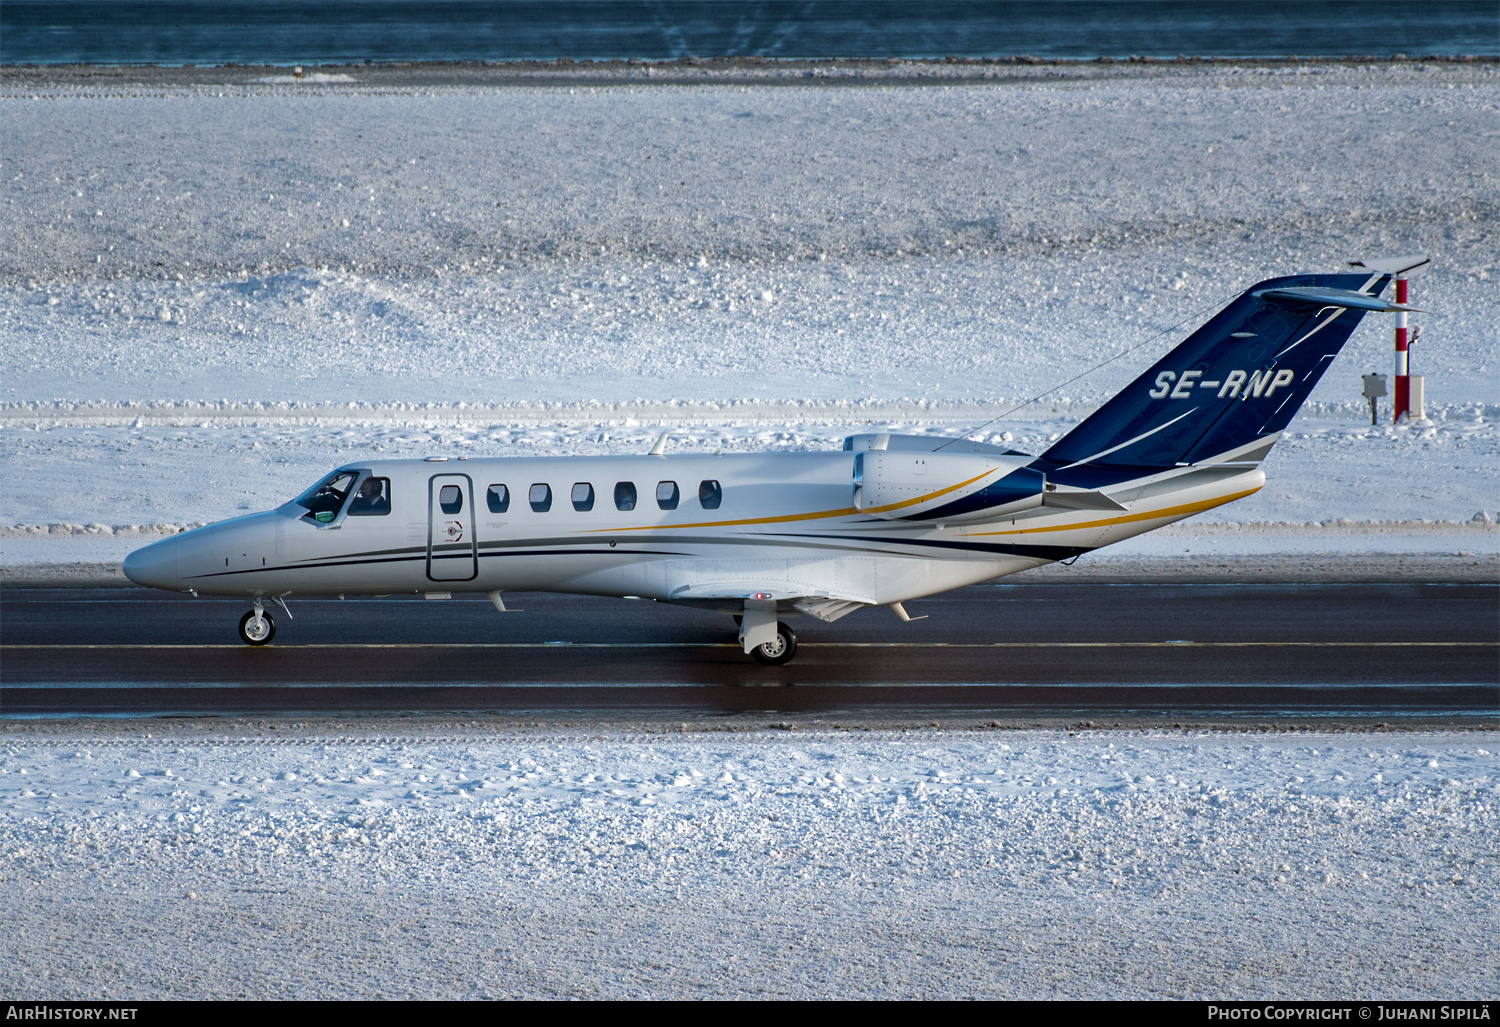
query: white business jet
[{"left": 123, "top": 266, "right": 1415, "bottom": 664}]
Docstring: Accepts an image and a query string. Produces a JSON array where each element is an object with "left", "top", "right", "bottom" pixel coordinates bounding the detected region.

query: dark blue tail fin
[{"left": 1036, "top": 272, "right": 1397, "bottom": 487}]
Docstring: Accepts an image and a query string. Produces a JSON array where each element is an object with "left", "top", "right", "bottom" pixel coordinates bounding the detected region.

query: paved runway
[{"left": 3, "top": 583, "right": 1495, "bottom": 720}]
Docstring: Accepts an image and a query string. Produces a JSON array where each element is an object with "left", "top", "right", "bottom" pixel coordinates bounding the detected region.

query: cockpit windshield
[{"left": 293, "top": 470, "right": 359, "bottom": 523}]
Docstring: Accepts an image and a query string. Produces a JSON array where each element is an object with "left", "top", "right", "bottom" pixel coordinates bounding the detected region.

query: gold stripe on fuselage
[{"left": 968, "top": 487, "right": 1262, "bottom": 537}]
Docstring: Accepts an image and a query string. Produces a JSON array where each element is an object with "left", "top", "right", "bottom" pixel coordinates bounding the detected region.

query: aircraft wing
[{"left": 667, "top": 582, "right": 872, "bottom": 623}]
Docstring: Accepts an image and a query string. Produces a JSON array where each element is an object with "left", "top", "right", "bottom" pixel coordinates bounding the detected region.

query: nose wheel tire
[
  {"left": 238, "top": 609, "right": 276, "bottom": 646},
  {"left": 750, "top": 623, "right": 797, "bottom": 666}
]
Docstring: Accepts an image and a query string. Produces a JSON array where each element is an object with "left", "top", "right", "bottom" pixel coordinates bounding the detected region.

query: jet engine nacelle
[{"left": 852, "top": 450, "right": 1045, "bottom": 522}]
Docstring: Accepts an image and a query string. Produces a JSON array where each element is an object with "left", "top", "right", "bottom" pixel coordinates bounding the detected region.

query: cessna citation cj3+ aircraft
[{"left": 124, "top": 270, "right": 1411, "bottom": 664}]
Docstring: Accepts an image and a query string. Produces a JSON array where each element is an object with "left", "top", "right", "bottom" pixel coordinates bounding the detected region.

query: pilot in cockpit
[{"left": 346, "top": 477, "right": 390, "bottom": 516}]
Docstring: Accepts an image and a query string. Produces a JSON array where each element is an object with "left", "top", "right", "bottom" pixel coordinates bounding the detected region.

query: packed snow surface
[
  {"left": 2, "top": 63, "right": 1496, "bottom": 565},
  {"left": 1, "top": 726, "right": 1494, "bottom": 999}
]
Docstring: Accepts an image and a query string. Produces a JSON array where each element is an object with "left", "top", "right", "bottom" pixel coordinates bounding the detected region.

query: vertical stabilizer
[{"left": 1035, "top": 273, "right": 1399, "bottom": 487}]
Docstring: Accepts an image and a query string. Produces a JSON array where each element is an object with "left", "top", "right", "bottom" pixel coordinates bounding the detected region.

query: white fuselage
[{"left": 123, "top": 449, "right": 1265, "bottom": 612}]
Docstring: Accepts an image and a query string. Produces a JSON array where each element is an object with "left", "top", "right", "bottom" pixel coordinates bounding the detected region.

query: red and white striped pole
[
  {"left": 1393, "top": 275, "right": 1410, "bottom": 422},
  {"left": 1348, "top": 254, "right": 1428, "bottom": 423}
]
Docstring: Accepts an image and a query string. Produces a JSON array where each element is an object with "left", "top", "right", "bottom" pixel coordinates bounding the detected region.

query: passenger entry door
[{"left": 427, "top": 474, "right": 477, "bottom": 581}]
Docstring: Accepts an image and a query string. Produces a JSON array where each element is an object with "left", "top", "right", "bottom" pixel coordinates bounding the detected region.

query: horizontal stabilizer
[
  {"left": 1253, "top": 286, "right": 1419, "bottom": 313},
  {"left": 1042, "top": 488, "right": 1127, "bottom": 511},
  {"left": 1348, "top": 254, "right": 1429, "bottom": 276}
]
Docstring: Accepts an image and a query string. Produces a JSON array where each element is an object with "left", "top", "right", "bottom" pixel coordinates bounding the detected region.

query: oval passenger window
[
  {"left": 439, "top": 485, "right": 463, "bottom": 514},
  {"left": 656, "top": 481, "right": 679, "bottom": 510},
  {"left": 529, "top": 483, "right": 552, "bottom": 513},
  {"left": 572, "top": 482, "right": 595, "bottom": 512},
  {"left": 699, "top": 479, "right": 722, "bottom": 510},
  {"left": 614, "top": 481, "right": 637, "bottom": 511},
  {"left": 487, "top": 484, "right": 509, "bottom": 513}
]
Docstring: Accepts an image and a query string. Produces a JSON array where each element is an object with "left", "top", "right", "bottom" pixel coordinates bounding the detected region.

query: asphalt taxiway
[{"left": 2, "top": 582, "right": 1495, "bottom": 723}]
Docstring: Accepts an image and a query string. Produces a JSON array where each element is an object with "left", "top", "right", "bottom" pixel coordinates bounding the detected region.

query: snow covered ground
[
  {"left": 2, "top": 61, "right": 1497, "bottom": 571},
  {"left": 1, "top": 724, "right": 1494, "bottom": 998},
  {"left": 2, "top": 67, "right": 1497, "bottom": 998}
]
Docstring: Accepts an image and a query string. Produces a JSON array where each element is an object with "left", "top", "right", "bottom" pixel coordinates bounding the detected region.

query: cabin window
[
  {"left": 614, "top": 481, "right": 637, "bottom": 511},
  {"left": 294, "top": 470, "right": 358, "bottom": 524},
  {"left": 572, "top": 482, "right": 595, "bottom": 512},
  {"left": 438, "top": 485, "right": 464, "bottom": 514},
  {"left": 698, "top": 479, "right": 722, "bottom": 510},
  {"left": 347, "top": 477, "right": 391, "bottom": 516},
  {"left": 656, "top": 481, "right": 680, "bottom": 510},
  {"left": 529, "top": 483, "right": 552, "bottom": 513},
  {"left": 486, "top": 484, "right": 510, "bottom": 513}
]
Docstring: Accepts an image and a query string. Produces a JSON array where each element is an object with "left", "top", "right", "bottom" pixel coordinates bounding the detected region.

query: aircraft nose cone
[{"left": 122, "top": 536, "right": 180, "bottom": 590}]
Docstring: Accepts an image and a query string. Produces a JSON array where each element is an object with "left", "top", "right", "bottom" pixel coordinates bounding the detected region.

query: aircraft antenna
[{"left": 933, "top": 288, "right": 1239, "bottom": 452}]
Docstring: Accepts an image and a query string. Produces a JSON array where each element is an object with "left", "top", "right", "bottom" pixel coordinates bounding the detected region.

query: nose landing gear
[{"left": 238, "top": 601, "right": 276, "bottom": 646}]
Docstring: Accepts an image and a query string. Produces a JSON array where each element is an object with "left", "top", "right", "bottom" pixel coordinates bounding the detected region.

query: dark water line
[{"left": 3, "top": 1, "right": 1496, "bottom": 66}]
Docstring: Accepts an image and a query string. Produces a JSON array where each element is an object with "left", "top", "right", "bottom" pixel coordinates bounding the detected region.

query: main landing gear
[
  {"left": 238, "top": 601, "right": 276, "bottom": 646},
  {"left": 739, "top": 598, "right": 798, "bottom": 666},
  {"left": 749, "top": 622, "right": 798, "bottom": 666}
]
